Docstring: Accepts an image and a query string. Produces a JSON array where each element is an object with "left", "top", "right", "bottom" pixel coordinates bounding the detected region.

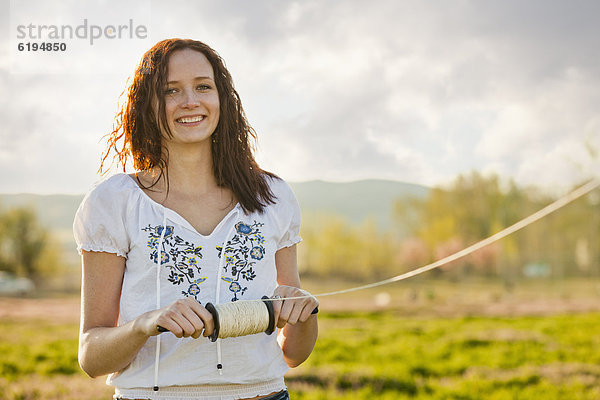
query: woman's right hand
[{"left": 136, "top": 297, "right": 215, "bottom": 339}]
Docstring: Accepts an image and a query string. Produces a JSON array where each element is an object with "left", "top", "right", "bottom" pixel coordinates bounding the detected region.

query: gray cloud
[{"left": 1, "top": 0, "right": 599, "bottom": 192}]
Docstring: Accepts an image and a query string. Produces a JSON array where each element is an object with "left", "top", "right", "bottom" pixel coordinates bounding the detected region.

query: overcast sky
[{"left": 1, "top": 0, "right": 599, "bottom": 194}]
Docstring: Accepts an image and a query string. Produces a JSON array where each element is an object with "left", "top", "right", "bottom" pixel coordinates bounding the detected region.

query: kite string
[
  {"left": 214, "top": 179, "right": 599, "bottom": 339},
  {"left": 260, "top": 178, "right": 600, "bottom": 302}
]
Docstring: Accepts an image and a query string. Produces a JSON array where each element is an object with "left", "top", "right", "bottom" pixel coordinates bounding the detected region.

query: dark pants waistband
[
  {"left": 262, "top": 390, "right": 289, "bottom": 400},
  {"left": 114, "top": 389, "right": 289, "bottom": 400}
]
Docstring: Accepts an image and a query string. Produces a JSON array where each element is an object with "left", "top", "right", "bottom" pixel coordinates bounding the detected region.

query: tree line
[
  {"left": 299, "top": 171, "right": 600, "bottom": 285},
  {"left": 1, "top": 172, "right": 597, "bottom": 290},
  {"left": 0, "top": 206, "right": 59, "bottom": 286}
]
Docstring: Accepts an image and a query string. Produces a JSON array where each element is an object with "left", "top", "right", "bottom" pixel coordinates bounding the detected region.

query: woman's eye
[
  {"left": 197, "top": 84, "right": 212, "bottom": 91},
  {"left": 165, "top": 88, "right": 177, "bottom": 95}
]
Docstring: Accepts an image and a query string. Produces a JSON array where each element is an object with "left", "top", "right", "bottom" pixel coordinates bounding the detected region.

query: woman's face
[{"left": 158, "top": 48, "right": 220, "bottom": 147}]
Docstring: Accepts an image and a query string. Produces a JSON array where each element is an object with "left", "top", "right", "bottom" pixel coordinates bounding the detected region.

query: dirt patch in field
[
  {"left": 2, "top": 289, "right": 600, "bottom": 324},
  {"left": 305, "top": 277, "right": 600, "bottom": 317},
  {"left": 315, "top": 293, "right": 600, "bottom": 317},
  {"left": 0, "top": 297, "right": 80, "bottom": 323}
]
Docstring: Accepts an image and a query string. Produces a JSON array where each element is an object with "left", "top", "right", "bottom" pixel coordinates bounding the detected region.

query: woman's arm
[
  {"left": 273, "top": 245, "right": 319, "bottom": 368},
  {"left": 79, "top": 251, "right": 214, "bottom": 378}
]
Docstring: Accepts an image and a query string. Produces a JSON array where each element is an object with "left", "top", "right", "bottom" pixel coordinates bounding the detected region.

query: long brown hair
[{"left": 100, "top": 38, "right": 277, "bottom": 213}]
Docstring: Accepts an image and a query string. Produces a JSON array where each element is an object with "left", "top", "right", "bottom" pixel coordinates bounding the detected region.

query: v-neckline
[{"left": 125, "top": 174, "right": 241, "bottom": 239}]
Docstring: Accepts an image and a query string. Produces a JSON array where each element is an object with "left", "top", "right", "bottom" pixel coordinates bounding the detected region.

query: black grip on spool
[
  {"left": 261, "top": 296, "right": 317, "bottom": 335},
  {"left": 205, "top": 302, "right": 220, "bottom": 342},
  {"left": 262, "top": 296, "right": 276, "bottom": 335}
]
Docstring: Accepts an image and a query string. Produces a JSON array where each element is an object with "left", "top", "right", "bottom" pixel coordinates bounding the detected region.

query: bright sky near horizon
[{"left": 1, "top": 0, "right": 599, "bottom": 194}]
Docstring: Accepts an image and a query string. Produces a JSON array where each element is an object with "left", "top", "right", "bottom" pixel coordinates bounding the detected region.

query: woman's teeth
[{"left": 177, "top": 116, "right": 204, "bottom": 123}]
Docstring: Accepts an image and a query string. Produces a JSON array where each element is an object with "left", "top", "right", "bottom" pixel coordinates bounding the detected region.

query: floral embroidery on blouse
[
  {"left": 142, "top": 224, "right": 206, "bottom": 300},
  {"left": 216, "top": 220, "right": 265, "bottom": 301}
]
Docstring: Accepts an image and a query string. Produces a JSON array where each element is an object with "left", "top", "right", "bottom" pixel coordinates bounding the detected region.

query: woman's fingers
[
  {"left": 276, "top": 296, "right": 295, "bottom": 328},
  {"left": 155, "top": 297, "right": 214, "bottom": 339},
  {"left": 271, "top": 295, "right": 284, "bottom": 328},
  {"left": 189, "top": 299, "right": 215, "bottom": 338},
  {"left": 272, "top": 286, "right": 319, "bottom": 328},
  {"left": 285, "top": 300, "right": 303, "bottom": 326}
]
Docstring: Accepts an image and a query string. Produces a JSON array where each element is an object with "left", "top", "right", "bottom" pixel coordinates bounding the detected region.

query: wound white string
[{"left": 213, "top": 301, "right": 271, "bottom": 339}]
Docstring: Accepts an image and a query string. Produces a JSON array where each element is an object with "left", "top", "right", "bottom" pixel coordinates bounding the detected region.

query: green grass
[
  {"left": 0, "top": 319, "right": 113, "bottom": 400},
  {"left": 2, "top": 312, "right": 600, "bottom": 399},
  {"left": 288, "top": 311, "right": 600, "bottom": 399},
  {"left": 0, "top": 320, "right": 80, "bottom": 380}
]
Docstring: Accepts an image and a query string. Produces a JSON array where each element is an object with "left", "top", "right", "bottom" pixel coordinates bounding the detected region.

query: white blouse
[{"left": 73, "top": 173, "right": 301, "bottom": 399}]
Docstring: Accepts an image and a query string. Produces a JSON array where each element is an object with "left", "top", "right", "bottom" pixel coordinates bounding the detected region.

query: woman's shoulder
[
  {"left": 264, "top": 174, "right": 294, "bottom": 198},
  {"left": 89, "top": 172, "right": 135, "bottom": 191},
  {"left": 262, "top": 174, "right": 299, "bottom": 213},
  {"left": 81, "top": 173, "right": 138, "bottom": 206}
]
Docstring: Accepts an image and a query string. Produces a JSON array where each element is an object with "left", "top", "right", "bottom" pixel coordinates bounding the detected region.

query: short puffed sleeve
[
  {"left": 73, "top": 176, "right": 130, "bottom": 258},
  {"left": 269, "top": 177, "right": 302, "bottom": 250}
]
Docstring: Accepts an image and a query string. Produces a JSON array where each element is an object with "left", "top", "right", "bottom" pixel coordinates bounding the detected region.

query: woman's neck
[{"left": 146, "top": 141, "right": 218, "bottom": 196}]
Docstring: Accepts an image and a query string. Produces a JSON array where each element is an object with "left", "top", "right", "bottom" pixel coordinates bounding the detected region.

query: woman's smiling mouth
[{"left": 176, "top": 115, "right": 205, "bottom": 124}]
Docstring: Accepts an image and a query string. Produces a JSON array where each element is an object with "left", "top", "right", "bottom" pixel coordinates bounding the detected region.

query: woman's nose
[{"left": 180, "top": 89, "right": 200, "bottom": 108}]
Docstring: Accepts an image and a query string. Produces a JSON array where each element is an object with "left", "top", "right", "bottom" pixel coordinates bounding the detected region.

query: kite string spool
[
  {"left": 206, "top": 298, "right": 275, "bottom": 341},
  {"left": 217, "top": 301, "right": 269, "bottom": 338}
]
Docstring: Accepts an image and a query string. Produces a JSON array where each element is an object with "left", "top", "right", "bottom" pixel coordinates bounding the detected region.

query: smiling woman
[
  {"left": 100, "top": 39, "right": 274, "bottom": 213},
  {"left": 75, "top": 39, "right": 319, "bottom": 400},
  {"left": 161, "top": 49, "right": 220, "bottom": 146}
]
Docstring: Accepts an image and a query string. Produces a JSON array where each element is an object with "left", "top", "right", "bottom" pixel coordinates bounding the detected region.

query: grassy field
[
  {"left": 2, "top": 280, "right": 600, "bottom": 399},
  {"left": 288, "top": 311, "right": 600, "bottom": 399}
]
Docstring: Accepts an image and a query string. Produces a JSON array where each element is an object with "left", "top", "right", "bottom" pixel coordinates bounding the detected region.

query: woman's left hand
[{"left": 271, "top": 286, "right": 319, "bottom": 329}]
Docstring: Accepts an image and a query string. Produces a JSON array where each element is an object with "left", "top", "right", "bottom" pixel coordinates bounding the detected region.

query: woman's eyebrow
[{"left": 167, "top": 76, "right": 214, "bottom": 84}]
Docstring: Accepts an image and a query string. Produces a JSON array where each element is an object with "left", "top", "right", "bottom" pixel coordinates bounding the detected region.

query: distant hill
[
  {"left": 0, "top": 194, "right": 84, "bottom": 232},
  {"left": 290, "top": 180, "right": 428, "bottom": 229},
  {"left": 0, "top": 180, "right": 429, "bottom": 233}
]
